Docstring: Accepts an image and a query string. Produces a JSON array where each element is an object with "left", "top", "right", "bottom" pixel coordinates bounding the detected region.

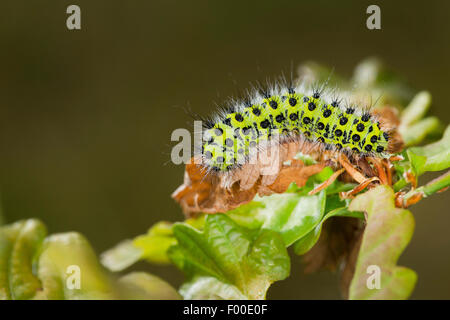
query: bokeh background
[{"left": 0, "top": 0, "right": 449, "bottom": 299}]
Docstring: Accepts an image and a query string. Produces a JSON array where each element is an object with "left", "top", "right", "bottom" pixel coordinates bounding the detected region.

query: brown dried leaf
[
  {"left": 172, "top": 141, "right": 327, "bottom": 217},
  {"left": 268, "top": 164, "right": 326, "bottom": 194},
  {"left": 171, "top": 161, "right": 258, "bottom": 216}
]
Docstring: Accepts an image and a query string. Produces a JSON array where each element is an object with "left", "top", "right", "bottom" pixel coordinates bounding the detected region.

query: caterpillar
[{"left": 198, "top": 81, "right": 393, "bottom": 174}]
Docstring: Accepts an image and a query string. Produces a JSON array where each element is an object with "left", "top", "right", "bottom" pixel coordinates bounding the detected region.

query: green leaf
[
  {"left": 0, "top": 219, "right": 179, "bottom": 300},
  {"left": 407, "top": 124, "right": 450, "bottom": 175},
  {"left": 133, "top": 222, "right": 177, "bottom": 264},
  {"left": 102, "top": 217, "right": 206, "bottom": 272},
  {"left": 226, "top": 190, "right": 327, "bottom": 246},
  {"left": 348, "top": 186, "right": 417, "bottom": 300},
  {"left": 37, "top": 232, "right": 179, "bottom": 300},
  {"left": 37, "top": 234, "right": 114, "bottom": 299},
  {"left": 245, "top": 229, "right": 290, "bottom": 295},
  {"left": 259, "top": 191, "right": 326, "bottom": 246},
  {"left": 226, "top": 167, "right": 357, "bottom": 251},
  {"left": 0, "top": 219, "right": 46, "bottom": 300},
  {"left": 394, "top": 125, "right": 450, "bottom": 191},
  {"left": 180, "top": 276, "right": 247, "bottom": 300},
  {"left": 168, "top": 214, "right": 289, "bottom": 299},
  {"left": 401, "top": 117, "right": 440, "bottom": 147},
  {"left": 169, "top": 221, "right": 229, "bottom": 282},
  {"left": 226, "top": 202, "right": 266, "bottom": 230},
  {"left": 400, "top": 91, "right": 432, "bottom": 128},
  {"left": 36, "top": 232, "right": 119, "bottom": 299},
  {"left": 117, "top": 272, "right": 181, "bottom": 300},
  {"left": 101, "top": 240, "right": 143, "bottom": 272},
  {"left": 397, "top": 91, "right": 444, "bottom": 146}
]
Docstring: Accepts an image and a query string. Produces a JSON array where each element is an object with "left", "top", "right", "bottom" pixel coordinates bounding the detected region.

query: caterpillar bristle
[
  {"left": 201, "top": 118, "right": 215, "bottom": 129},
  {"left": 196, "top": 78, "right": 394, "bottom": 174}
]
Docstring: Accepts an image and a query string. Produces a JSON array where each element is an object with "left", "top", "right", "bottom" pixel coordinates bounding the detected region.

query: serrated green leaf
[
  {"left": 168, "top": 214, "right": 289, "bottom": 299},
  {"left": 225, "top": 167, "right": 358, "bottom": 251},
  {"left": 348, "top": 186, "right": 416, "bottom": 300},
  {"left": 169, "top": 222, "right": 228, "bottom": 282},
  {"left": 245, "top": 229, "right": 290, "bottom": 297},
  {"left": 407, "top": 125, "right": 450, "bottom": 175},
  {"left": 226, "top": 190, "right": 327, "bottom": 247}
]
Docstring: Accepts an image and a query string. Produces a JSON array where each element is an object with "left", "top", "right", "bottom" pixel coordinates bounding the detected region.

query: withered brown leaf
[{"left": 172, "top": 141, "right": 327, "bottom": 217}]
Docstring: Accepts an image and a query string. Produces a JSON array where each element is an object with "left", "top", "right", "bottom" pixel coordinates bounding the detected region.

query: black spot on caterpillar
[{"left": 198, "top": 82, "right": 391, "bottom": 173}]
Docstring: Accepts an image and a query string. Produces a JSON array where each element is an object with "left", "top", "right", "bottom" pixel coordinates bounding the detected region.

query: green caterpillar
[{"left": 200, "top": 83, "right": 391, "bottom": 173}]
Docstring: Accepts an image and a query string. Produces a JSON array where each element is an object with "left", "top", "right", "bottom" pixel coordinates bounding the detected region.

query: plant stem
[{"left": 401, "top": 170, "right": 450, "bottom": 203}]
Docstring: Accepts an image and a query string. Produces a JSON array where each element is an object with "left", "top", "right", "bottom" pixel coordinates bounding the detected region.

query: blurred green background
[{"left": 0, "top": 0, "right": 449, "bottom": 299}]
